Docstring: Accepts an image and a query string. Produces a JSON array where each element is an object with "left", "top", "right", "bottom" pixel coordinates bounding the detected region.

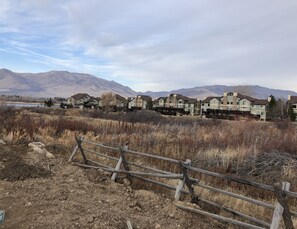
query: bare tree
[{"left": 101, "top": 92, "right": 115, "bottom": 112}]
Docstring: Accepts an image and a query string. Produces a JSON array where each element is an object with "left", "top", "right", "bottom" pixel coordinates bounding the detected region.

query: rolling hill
[
  {"left": 0, "top": 69, "right": 136, "bottom": 98},
  {"left": 1, "top": 68, "right": 296, "bottom": 99}
]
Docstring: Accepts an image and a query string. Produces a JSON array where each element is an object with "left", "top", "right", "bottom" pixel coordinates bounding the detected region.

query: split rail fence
[{"left": 69, "top": 136, "right": 297, "bottom": 229}]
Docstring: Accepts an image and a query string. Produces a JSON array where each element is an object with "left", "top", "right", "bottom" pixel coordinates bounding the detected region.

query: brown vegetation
[{"left": 1, "top": 105, "right": 297, "bottom": 226}]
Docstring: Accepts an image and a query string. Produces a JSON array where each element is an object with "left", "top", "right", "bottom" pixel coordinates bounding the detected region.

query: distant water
[{"left": 4, "top": 102, "right": 44, "bottom": 108}]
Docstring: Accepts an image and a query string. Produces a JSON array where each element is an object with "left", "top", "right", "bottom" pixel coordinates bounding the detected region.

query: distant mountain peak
[
  {"left": 0, "top": 69, "right": 136, "bottom": 98},
  {"left": 1, "top": 69, "right": 296, "bottom": 99}
]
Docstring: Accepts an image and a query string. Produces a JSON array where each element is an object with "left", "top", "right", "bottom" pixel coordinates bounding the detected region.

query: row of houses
[
  {"left": 62, "top": 92, "right": 297, "bottom": 121},
  {"left": 201, "top": 92, "right": 269, "bottom": 120},
  {"left": 62, "top": 93, "right": 200, "bottom": 115}
]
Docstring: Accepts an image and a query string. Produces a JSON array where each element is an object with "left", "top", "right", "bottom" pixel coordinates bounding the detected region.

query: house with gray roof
[
  {"left": 67, "top": 93, "right": 91, "bottom": 108},
  {"left": 201, "top": 92, "right": 270, "bottom": 120},
  {"left": 128, "top": 95, "right": 152, "bottom": 110}
]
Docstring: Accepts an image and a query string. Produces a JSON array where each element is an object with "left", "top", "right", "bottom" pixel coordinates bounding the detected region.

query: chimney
[
  {"left": 223, "top": 92, "right": 227, "bottom": 96},
  {"left": 234, "top": 92, "right": 238, "bottom": 96},
  {"left": 268, "top": 96, "right": 271, "bottom": 102},
  {"left": 288, "top": 95, "right": 291, "bottom": 101}
]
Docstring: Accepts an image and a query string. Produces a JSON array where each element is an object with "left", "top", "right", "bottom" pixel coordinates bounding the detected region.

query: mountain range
[{"left": 1, "top": 68, "right": 296, "bottom": 99}]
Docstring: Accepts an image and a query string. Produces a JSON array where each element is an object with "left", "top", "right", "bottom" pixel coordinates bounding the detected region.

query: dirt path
[{"left": 0, "top": 145, "right": 223, "bottom": 229}]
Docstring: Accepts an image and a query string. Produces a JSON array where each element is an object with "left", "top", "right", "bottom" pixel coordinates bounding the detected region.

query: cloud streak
[{"left": 0, "top": 0, "right": 296, "bottom": 92}]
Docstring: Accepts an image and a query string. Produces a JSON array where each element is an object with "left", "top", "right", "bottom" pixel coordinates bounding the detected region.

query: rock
[
  {"left": 28, "top": 142, "right": 45, "bottom": 148},
  {"left": 155, "top": 224, "right": 161, "bottom": 229},
  {"left": 87, "top": 215, "right": 95, "bottom": 223},
  {"left": 169, "top": 213, "right": 174, "bottom": 218},
  {"left": 28, "top": 142, "right": 55, "bottom": 159},
  {"left": 45, "top": 152, "right": 55, "bottom": 159},
  {"left": 0, "top": 139, "right": 6, "bottom": 145}
]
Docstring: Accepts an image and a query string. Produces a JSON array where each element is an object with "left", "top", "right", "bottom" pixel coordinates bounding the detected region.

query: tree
[
  {"left": 44, "top": 98, "right": 54, "bottom": 107},
  {"left": 288, "top": 106, "right": 296, "bottom": 122},
  {"left": 267, "top": 95, "right": 277, "bottom": 120},
  {"left": 101, "top": 92, "right": 115, "bottom": 112}
]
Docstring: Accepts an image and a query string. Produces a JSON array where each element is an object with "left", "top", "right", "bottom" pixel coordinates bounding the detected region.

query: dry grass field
[{"left": 1, "top": 105, "right": 297, "bottom": 227}]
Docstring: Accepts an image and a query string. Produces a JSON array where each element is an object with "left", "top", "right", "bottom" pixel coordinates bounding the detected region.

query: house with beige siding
[
  {"left": 128, "top": 95, "right": 152, "bottom": 110},
  {"left": 153, "top": 94, "right": 199, "bottom": 115},
  {"left": 67, "top": 93, "right": 91, "bottom": 108},
  {"left": 250, "top": 99, "right": 269, "bottom": 121},
  {"left": 201, "top": 92, "right": 269, "bottom": 120}
]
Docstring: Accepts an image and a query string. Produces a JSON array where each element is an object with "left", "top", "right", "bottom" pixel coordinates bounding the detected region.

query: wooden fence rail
[{"left": 69, "top": 136, "right": 297, "bottom": 229}]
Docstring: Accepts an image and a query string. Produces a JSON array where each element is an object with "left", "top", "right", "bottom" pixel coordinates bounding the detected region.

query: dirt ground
[{"left": 0, "top": 145, "right": 224, "bottom": 229}]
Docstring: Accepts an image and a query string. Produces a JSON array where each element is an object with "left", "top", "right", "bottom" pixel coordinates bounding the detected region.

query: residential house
[
  {"left": 154, "top": 94, "right": 200, "bottom": 115},
  {"left": 201, "top": 97, "right": 221, "bottom": 113},
  {"left": 128, "top": 95, "right": 152, "bottom": 110},
  {"left": 67, "top": 93, "right": 91, "bottom": 108},
  {"left": 250, "top": 99, "right": 269, "bottom": 121},
  {"left": 113, "top": 94, "right": 127, "bottom": 109},
  {"left": 153, "top": 97, "right": 167, "bottom": 108},
  {"left": 201, "top": 92, "right": 269, "bottom": 120},
  {"left": 84, "top": 97, "right": 101, "bottom": 109}
]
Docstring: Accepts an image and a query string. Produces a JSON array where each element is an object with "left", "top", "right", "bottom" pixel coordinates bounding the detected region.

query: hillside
[
  {"left": 1, "top": 68, "right": 297, "bottom": 99},
  {"left": 0, "top": 69, "right": 136, "bottom": 98},
  {"left": 143, "top": 85, "right": 297, "bottom": 99}
]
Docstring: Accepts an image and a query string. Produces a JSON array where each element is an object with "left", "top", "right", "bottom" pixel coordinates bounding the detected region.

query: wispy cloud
[{"left": 0, "top": 0, "right": 297, "bottom": 92}]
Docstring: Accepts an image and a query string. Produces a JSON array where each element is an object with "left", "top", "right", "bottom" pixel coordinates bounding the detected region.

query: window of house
[{"left": 293, "top": 105, "right": 297, "bottom": 108}]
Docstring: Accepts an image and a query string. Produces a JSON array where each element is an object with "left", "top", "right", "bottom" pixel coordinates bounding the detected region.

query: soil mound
[{"left": 0, "top": 146, "right": 51, "bottom": 181}]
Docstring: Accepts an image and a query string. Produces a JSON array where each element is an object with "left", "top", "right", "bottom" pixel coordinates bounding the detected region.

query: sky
[{"left": 0, "top": 0, "right": 297, "bottom": 92}]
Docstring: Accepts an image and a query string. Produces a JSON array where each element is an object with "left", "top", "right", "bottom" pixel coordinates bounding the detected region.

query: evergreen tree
[
  {"left": 288, "top": 106, "right": 296, "bottom": 122},
  {"left": 44, "top": 98, "right": 54, "bottom": 107}
]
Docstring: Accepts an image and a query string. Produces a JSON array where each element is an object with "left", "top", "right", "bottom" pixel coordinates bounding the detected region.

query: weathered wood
[
  {"left": 83, "top": 148, "right": 118, "bottom": 161},
  {"left": 127, "top": 160, "right": 173, "bottom": 175},
  {"left": 127, "top": 220, "right": 133, "bottom": 229},
  {"left": 68, "top": 145, "right": 78, "bottom": 162},
  {"left": 175, "top": 179, "right": 185, "bottom": 200},
  {"left": 86, "top": 159, "right": 114, "bottom": 169},
  {"left": 199, "top": 198, "right": 271, "bottom": 228},
  {"left": 186, "top": 165, "right": 297, "bottom": 198},
  {"left": 181, "top": 160, "right": 199, "bottom": 204},
  {"left": 82, "top": 140, "right": 118, "bottom": 151},
  {"left": 131, "top": 174, "right": 180, "bottom": 191},
  {"left": 271, "top": 182, "right": 294, "bottom": 229},
  {"left": 175, "top": 204, "right": 265, "bottom": 229},
  {"left": 74, "top": 163, "right": 183, "bottom": 179},
  {"left": 68, "top": 136, "right": 85, "bottom": 162},
  {"left": 120, "top": 145, "right": 132, "bottom": 182},
  {"left": 75, "top": 136, "right": 87, "bottom": 164},
  {"left": 123, "top": 148, "right": 179, "bottom": 164},
  {"left": 81, "top": 138, "right": 297, "bottom": 198},
  {"left": 111, "top": 156, "right": 123, "bottom": 182},
  {"left": 270, "top": 204, "right": 284, "bottom": 229},
  {"left": 131, "top": 174, "right": 271, "bottom": 228},
  {"left": 192, "top": 179, "right": 276, "bottom": 211}
]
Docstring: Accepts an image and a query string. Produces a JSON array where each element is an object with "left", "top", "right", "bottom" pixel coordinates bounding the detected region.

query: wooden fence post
[
  {"left": 111, "top": 143, "right": 129, "bottom": 182},
  {"left": 177, "top": 159, "right": 200, "bottom": 204},
  {"left": 270, "top": 182, "right": 293, "bottom": 229},
  {"left": 174, "top": 178, "right": 185, "bottom": 200},
  {"left": 75, "top": 135, "right": 88, "bottom": 164},
  {"left": 69, "top": 136, "right": 86, "bottom": 163}
]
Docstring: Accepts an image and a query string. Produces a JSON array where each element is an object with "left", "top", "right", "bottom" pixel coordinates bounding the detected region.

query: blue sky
[{"left": 0, "top": 0, "right": 297, "bottom": 92}]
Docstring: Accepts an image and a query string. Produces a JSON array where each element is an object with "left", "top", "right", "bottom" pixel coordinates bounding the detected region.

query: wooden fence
[{"left": 69, "top": 136, "right": 297, "bottom": 229}]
